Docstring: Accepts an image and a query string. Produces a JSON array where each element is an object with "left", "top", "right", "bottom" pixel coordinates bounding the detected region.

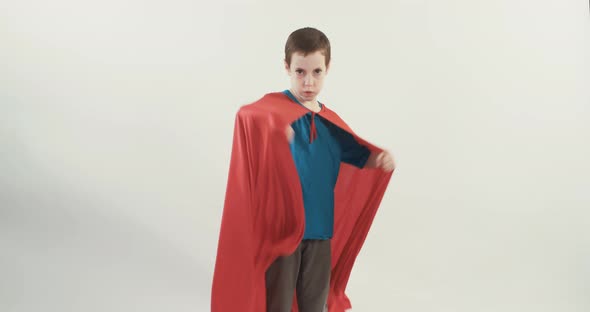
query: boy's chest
[
  {"left": 290, "top": 114, "right": 341, "bottom": 157},
  {"left": 289, "top": 114, "right": 342, "bottom": 186}
]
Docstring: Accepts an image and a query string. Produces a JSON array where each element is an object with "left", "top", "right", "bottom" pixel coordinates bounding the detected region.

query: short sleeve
[{"left": 335, "top": 127, "right": 371, "bottom": 168}]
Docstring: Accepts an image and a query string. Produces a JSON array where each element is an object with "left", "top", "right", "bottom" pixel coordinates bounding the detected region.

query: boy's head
[{"left": 284, "top": 27, "right": 331, "bottom": 104}]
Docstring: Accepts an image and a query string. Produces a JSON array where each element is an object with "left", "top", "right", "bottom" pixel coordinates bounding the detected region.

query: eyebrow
[{"left": 295, "top": 67, "right": 323, "bottom": 71}]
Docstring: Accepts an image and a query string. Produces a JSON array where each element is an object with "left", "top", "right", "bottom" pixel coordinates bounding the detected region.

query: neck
[{"left": 302, "top": 101, "right": 321, "bottom": 113}]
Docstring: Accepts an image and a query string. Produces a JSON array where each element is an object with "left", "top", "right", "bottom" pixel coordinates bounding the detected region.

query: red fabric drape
[{"left": 211, "top": 92, "right": 393, "bottom": 312}]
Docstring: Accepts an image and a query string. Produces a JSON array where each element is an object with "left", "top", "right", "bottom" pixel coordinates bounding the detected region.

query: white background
[{"left": 1, "top": 0, "right": 589, "bottom": 311}]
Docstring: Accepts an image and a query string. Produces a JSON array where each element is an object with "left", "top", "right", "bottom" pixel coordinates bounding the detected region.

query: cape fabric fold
[{"left": 211, "top": 92, "right": 393, "bottom": 312}]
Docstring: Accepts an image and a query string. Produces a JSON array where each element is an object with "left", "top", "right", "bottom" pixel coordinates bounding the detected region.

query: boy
[
  {"left": 211, "top": 27, "right": 394, "bottom": 312},
  {"left": 266, "top": 27, "right": 394, "bottom": 312}
]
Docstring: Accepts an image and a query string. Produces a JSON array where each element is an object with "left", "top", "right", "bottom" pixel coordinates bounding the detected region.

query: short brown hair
[{"left": 284, "top": 27, "right": 331, "bottom": 67}]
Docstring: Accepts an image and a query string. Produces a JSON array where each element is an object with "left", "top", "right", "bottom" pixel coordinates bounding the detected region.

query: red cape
[{"left": 211, "top": 92, "right": 393, "bottom": 312}]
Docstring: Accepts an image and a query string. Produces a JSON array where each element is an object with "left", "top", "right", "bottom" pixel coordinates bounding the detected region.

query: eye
[
  {"left": 314, "top": 69, "right": 322, "bottom": 73},
  {"left": 295, "top": 69, "right": 304, "bottom": 74}
]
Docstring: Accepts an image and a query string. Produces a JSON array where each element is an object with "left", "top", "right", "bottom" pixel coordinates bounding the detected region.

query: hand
[
  {"left": 285, "top": 126, "right": 295, "bottom": 142},
  {"left": 367, "top": 150, "right": 395, "bottom": 172}
]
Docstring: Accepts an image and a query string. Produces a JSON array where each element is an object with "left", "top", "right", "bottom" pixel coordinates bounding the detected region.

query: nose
[{"left": 303, "top": 74, "right": 314, "bottom": 86}]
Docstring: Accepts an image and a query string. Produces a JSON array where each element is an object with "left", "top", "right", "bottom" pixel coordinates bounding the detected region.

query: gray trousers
[{"left": 265, "top": 239, "right": 331, "bottom": 312}]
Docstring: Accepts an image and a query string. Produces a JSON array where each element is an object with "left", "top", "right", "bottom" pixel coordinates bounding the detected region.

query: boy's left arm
[{"left": 338, "top": 128, "right": 395, "bottom": 172}]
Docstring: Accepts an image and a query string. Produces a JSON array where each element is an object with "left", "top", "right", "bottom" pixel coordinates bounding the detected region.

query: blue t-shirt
[{"left": 283, "top": 90, "right": 371, "bottom": 240}]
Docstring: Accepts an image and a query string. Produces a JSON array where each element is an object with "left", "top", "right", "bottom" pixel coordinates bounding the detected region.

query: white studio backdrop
[{"left": 1, "top": 0, "right": 589, "bottom": 311}]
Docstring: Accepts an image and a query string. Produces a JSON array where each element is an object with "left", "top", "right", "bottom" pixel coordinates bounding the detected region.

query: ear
[
  {"left": 325, "top": 61, "right": 330, "bottom": 74},
  {"left": 284, "top": 60, "right": 290, "bottom": 75}
]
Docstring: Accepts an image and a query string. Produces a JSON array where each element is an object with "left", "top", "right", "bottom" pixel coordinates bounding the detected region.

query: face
[{"left": 285, "top": 50, "right": 329, "bottom": 103}]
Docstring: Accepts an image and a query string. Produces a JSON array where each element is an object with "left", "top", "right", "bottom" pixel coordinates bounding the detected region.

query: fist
[
  {"left": 286, "top": 126, "right": 295, "bottom": 142},
  {"left": 368, "top": 150, "right": 395, "bottom": 172}
]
